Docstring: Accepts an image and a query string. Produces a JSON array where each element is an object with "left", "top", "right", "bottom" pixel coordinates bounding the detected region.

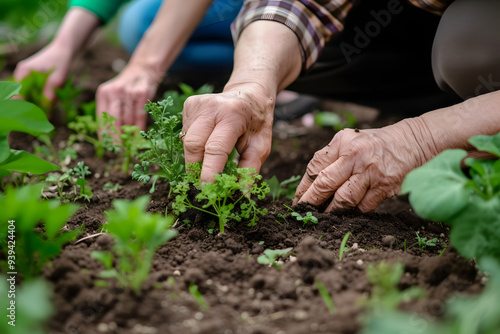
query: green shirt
[{"left": 68, "top": 0, "right": 127, "bottom": 23}]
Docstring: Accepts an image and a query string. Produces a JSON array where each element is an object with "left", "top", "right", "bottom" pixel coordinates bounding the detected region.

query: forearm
[
  {"left": 128, "top": 0, "right": 213, "bottom": 75},
  {"left": 224, "top": 20, "right": 302, "bottom": 99},
  {"left": 402, "top": 90, "right": 500, "bottom": 162},
  {"left": 51, "top": 7, "right": 100, "bottom": 55}
]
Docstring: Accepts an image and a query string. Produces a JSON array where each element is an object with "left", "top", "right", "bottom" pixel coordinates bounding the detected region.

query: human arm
[
  {"left": 181, "top": 20, "right": 302, "bottom": 182},
  {"left": 96, "top": 0, "right": 214, "bottom": 130},
  {"left": 293, "top": 91, "right": 500, "bottom": 212},
  {"left": 13, "top": 7, "right": 99, "bottom": 101}
]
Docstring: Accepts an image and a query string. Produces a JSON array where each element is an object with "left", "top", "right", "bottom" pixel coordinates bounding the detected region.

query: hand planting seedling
[
  {"left": 415, "top": 232, "right": 437, "bottom": 251},
  {"left": 257, "top": 247, "right": 293, "bottom": 270},
  {"left": 265, "top": 175, "right": 301, "bottom": 200},
  {"left": 0, "top": 184, "right": 82, "bottom": 279},
  {"left": 172, "top": 162, "right": 269, "bottom": 233},
  {"left": 401, "top": 131, "right": 500, "bottom": 263},
  {"left": 339, "top": 231, "right": 351, "bottom": 261},
  {"left": 91, "top": 196, "right": 178, "bottom": 293},
  {"left": 363, "top": 261, "right": 424, "bottom": 310},
  {"left": 0, "top": 81, "right": 61, "bottom": 185}
]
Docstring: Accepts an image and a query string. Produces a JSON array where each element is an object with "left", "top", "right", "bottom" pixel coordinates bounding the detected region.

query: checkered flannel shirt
[{"left": 232, "top": 0, "right": 453, "bottom": 69}]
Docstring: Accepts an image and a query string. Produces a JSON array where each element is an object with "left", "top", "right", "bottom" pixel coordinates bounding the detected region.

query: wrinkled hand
[
  {"left": 293, "top": 123, "right": 429, "bottom": 212},
  {"left": 96, "top": 63, "right": 160, "bottom": 130},
  {"left": 182, "top": 84, "right": 274, "bottom": 183},
  {"left": 13, "top": 44, "right": 72, "bottom": 101}
]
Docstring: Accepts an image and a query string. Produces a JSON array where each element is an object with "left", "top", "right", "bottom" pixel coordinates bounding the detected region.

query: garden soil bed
[{"left": 2, "top": 40, "right": 484, "bottom": 334}]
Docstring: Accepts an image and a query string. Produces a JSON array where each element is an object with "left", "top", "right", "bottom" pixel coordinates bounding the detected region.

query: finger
[
  {"left": 43, "top": 71, "right": 66, "bottom": 102},
  {"left": 293, "top": 144, "right": 340, "bottom": 205},
  {"left": 325, "top": 173, "right": 370, "bottom": 212},
  {"left": 13, "top": 63, "right": 29, "bottom": 82},
  {"left": 200, "top": 124, "right": 241, "bottom": 183},
  {"left": 298, "top": 156, "right": 353, "bottom": 206},
  {"left": 183, "top": 116, "right": 215, "bottom": 165},
  {"left": 122, "top": 89, "right": 135, "bottom": 127},
  {"left": 356, "top": 188, "right": 392, "bottom": 213},
  {"left": 237, "top": 132, "right": 272, "bottom": 173}
]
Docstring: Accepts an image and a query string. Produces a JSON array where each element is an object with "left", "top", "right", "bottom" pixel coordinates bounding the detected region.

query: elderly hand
[
  {"left": 293, "top": 121, "right": 433, "bottom": 213},
  {"left": 181, "top": 83, "right": 274, "bottom": 183},
  {"left": 96, "top": 62, "right": 161, "bottom": 130}
]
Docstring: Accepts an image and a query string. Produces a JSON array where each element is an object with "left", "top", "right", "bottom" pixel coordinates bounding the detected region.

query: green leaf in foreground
[{"left": 401, "top": 132, "right": 500, "bottom": 262}]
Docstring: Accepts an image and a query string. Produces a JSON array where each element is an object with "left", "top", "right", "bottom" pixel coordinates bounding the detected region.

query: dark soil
[{"left": 2, "top": 37, "right": 483, "bottom": 334}]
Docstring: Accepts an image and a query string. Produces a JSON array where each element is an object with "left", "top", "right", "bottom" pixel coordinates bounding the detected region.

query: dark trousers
[{"left": 290, "top": 0, "right": 500, "bottom": 115}]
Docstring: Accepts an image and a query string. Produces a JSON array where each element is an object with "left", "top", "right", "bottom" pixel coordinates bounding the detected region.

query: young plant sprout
[
  {"left": 339, "top": 231, "right": 351, "bottom": 261},
  {"left": 315, "top": 280, "right": 336, "bottom": 314},
  {"left": 91, "top": 196, "right": 178, "bottom": 293},
  {"left": 257, "top": 247, "right": 293, "bottom": 270}
]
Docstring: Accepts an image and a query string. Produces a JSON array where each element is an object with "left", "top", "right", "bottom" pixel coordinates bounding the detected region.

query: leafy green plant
[
  {"left": 415, "top": 232, "right": 437, "bottom": 251},
  {"left": 54, "top": 75, "right": 84, "bottom": 123},
  {"left": 257, "top": 247, "right": 293, "bottom": 270},
  {"left": 103, "top": 182, "right": 122, "bottom": 192},
  {"left": 315, "top": 280, "right": 336, "bottom": 314},
  {"left": 0, "top": 184, "right": 82, "bottom": 279},
  {"left": 68, "top": 113, "right": 120, "bottom": 159},
  {"left": 172, "top": 162, "right": 269, "bottom": 233},
  {"left": 362, "top": 258, "right": 500, "bottom": 334},
  {"left": 265, "top": 175, "right": 301, "bottom": 200},
  {"left": 133, "top": 84, "right": 213, "bottom": 192},
  {"left": 339, "top": 231, "right": 351, "bottom": 261},
  {"left": 1, "top": 277, "right": 53, "bottom": 334},
  {"left": 91, "top": 196, "right": 178, "bottom": 293},
  {"left": 45, "top": 161, "right": 93, "bottom": 202},
  {"left": 12, "top": 71, "right": 51, "bottom": 113},
  {"left": 401, "top": 132, "right": 500, "bottom": 262},
  {"left": 0, "top": 81, "right": 60, "bottom": 183},
  {"left": 363, "top": 261, "right": 424, "bottom": 310}
]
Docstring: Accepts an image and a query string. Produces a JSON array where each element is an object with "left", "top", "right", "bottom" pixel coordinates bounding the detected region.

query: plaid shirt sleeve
[{"left": 232, "top": 0, "right": 357, "bottom": 70}]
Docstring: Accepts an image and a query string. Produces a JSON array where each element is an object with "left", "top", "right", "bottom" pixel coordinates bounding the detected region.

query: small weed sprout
[
  {"left": 265, "top": 175, "right": 301, "bottom": 200},
  {"left": 292, "top": 211, "right": 319, "bottom": 227},
  {"left": 189, "top": 283, "right": 209, "bottom": 311},
  {"left": 257, "top": 247, "right": 293, "bottom": 270},
  {"left": 416, "top": 232, "right": 438, "bottom": 251},
  {"left": 339, "top": 232, "right": 351, "bottom": 261},
  {"left": 315, "top": 280, "right": 336, "bottom": 314}
]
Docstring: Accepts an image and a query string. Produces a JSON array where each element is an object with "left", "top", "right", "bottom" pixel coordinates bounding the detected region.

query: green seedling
[
  {"left": 102, "top": 182, "right": 122, "bottom": 192},
  {"left": 0, "top": 277, "right": 53, "bottom": 334},
  {"left": 68, "top": 113, "right": 120, "bottom": 159},
  {"left": 363, "top": 261, "right": 424, "bottom": 310},
  {"left": 91, "top": 196, "right": 178, "bottom": 293},
  {"left": 314, "top": 110, "right": 357, "bottom": 132},
  {"left": 0, "top": 81, "right": 60, "bottom": 184},
  {"left": 0, "top": 184, "right": 82, "bottom": 279},
  {"left": 11, "top": 70, "right": 51, "bottom": 114},
  {"left": 54, "top": 75, "right": 84, "bottom": 123},
  {"left": 292, "top": 211, "right": 318, "bottom": 227},
  {"left": 315, "top": 280, "right": 336, "bottom": 314},
  {"left": 257, "top": 247, "right": 293, "bottom": 270},
  {"left": 189, "top": 283, "right": 209, "bottom": 311},
  {"left": 339, "top": 231, "right": 351, "bottom": 261},
  {"left": 362, "top": 258, "right": 500, "bottom": 334},
  {"left": 172, "top": 162, "right": 269, "bottom": 233},
  {"left": 401, "top": 132, "right": 500, "bottom": 263},
  {"left": 415, "top": 232, "right": 438, "bottom": 251},
  {"left": 45, "top": 161, "right": 93, "bottom": 202},
  {"left": 265, "top": 175, "right": 301, "bottom": 200}
]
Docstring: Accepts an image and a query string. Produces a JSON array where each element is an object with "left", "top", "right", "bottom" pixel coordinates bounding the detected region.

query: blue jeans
[{"left": 118, "top": 0, "right": 242, "bottom": 73}]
